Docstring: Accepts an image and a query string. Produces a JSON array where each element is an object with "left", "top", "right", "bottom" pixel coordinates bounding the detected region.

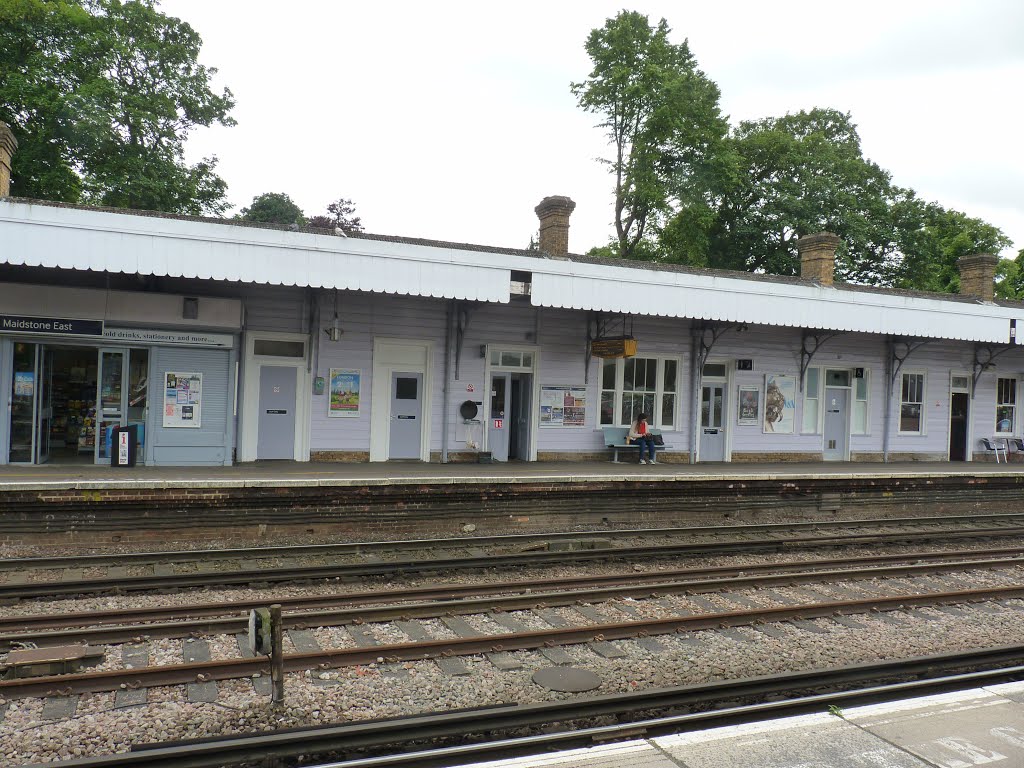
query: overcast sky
[{"left": 162, "top": 0, "right": 1023, "bottom": 258}]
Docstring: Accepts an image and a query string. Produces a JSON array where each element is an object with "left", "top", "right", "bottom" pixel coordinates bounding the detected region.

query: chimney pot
[
  {"left": 797, "top": 232, "right": 841, "bottom": 285},
  {"left": 535, "top": 195, "right": 576, "bottom": 257},
  {"left": 957, "top": 253, "right": 999, "bottom": 302},
  {"left": 0, "top": 121, "right": 17, "bottom": 198}
]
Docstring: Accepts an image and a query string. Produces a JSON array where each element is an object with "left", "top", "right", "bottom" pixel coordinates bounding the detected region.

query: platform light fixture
[{"left": 324, "top": 289, "right": 343, "bottom": 342}]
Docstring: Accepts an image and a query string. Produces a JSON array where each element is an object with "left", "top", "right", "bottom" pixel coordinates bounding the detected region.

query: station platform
[
  {"left": 457, "top": 681, "right": 1024, "bottom": 768},
  {"left": 0, "top": 459, "right": 1022, "bottom": 492},
  {"left": 3, "top": 460, "right": 1023, "bottom": 545}
]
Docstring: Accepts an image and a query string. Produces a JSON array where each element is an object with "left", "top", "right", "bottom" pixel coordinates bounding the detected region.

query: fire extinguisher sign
[{"left": 493, "top": 419, "right": 504, "bottom": 429}]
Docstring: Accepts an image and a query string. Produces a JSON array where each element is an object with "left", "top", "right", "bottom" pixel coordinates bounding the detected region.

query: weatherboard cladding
[{"left": 2, "top": 197, "right": 1022, "bottom": 344}]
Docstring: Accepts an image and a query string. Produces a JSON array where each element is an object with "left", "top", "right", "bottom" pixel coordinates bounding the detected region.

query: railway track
[
  {"left": 3, "top": 546, "right": 1022, "bottom": 648},
  {"left": 3, "top": 572, "right": 1022, "bottom": 699},
  {"left": 20, "top": 646, "right": 1024, "bottom": 768},
  {"left": 5, "top": 514, "right": 1024, "bottom": 600}
]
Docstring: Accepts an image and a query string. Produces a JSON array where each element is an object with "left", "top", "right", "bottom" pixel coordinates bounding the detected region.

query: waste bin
[{"left": 111, "top": 424, "right": 138, "bottom": 467}]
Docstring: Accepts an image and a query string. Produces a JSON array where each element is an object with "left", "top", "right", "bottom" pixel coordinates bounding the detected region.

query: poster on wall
[
  {"left": 13, "top": 371, "right": 33, "bottom": 397},
  {"left": 763, "top": 373, "right": 796, "bottom": 434},
  {"left": 328, "top": 369, "right": 361, "bottom": 417},
  {"left": 540, "top": 385, "right": 587, "bottom": 427},
  {"left": 163, "top": 372, "right": 202, "bottom": 428},
  {"left": 737, "top": 385, "right": 760, "bottom": 426}
]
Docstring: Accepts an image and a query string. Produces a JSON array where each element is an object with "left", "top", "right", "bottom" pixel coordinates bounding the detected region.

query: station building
[{"left": 0, "top": 131, "right": 1022, "bottom": 467}]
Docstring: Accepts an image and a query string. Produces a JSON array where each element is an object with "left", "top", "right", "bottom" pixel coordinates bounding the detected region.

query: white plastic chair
[{"left": 980, "top": 437, "right": 1008, "bottom": 463}]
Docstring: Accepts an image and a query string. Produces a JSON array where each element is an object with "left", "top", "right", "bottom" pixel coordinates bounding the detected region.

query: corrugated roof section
[
  {"left": 530, "top": 268, "right": 1021, "bottom": 344},
  {"left": 0, "top": 200, "right": 511, "bottom": 304}
]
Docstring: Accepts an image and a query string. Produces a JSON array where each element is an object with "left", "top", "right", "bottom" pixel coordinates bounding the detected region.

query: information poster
[
  {"left": 763, "top": 373, "right": 796, "bottom": 434},
  {"left": 328, "top": 368, "right": 361, "bottom": 417},
  {"left": 540, "top": 385, "right": 587, "bottom": 427},
  {"left": 163, "top": 372, "right": 202, "bottom": 428},
  {"left": 737, "top": 385, "right": 760, "bottom": 425},
  {"left": 13, "top": 371, "right": 33, "bottom": 397}
]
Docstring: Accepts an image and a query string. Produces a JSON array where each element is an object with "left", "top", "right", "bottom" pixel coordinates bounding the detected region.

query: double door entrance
[
  {"left": 487, "top": 372, "right": 532, "bottom": 462},
  {"left": 8, "top": 342, "right": 148, "bottom": 464}
]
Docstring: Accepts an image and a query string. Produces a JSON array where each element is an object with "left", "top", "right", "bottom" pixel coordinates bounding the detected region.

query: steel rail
[
  {"left": 3, "top": 584, "right": 1023, "bottom": 699},
  {"left": 5, "top": 524, "right": 1024, "bottom": 601},
  {"left": 21, "top": 645, "right": 1024, "bottom": 768},
  {"left": 4, "top": 511, "right": 1022, "bottom": 571},
  {"left": 4, "top": 543, "right": 1020, "bottom": 634},
  {"left": 4, "top": 553, "right": 1022, "bottom": 649}
]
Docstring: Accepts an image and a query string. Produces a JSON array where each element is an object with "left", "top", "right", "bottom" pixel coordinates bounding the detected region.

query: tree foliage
[
  {"left": 575, "top": 12, "right": 1011, "bottom": 293},
  {"left": 571, "top": 11, "right": 729, "bottom": 260},
  {"left": 239, "top": 192, "right": 305, "bottom": 227},
  {"left": 0, "top": 0, "right": 235, "bottom": 214},
  {"left": 307, "top": 198, "right": 363, "bottom": 233}
]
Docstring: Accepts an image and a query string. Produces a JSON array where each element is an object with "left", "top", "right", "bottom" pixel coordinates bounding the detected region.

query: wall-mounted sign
[
  {"left": 736, "top": 359, "right": 753, "bottom": 371},
  {"left": 493, "top": 419, "right": 504, "bottom": 429},
  {"left": 0, "top": 315, "right": 103, "bottom": 337},
  {"left": 328, "top": 369, "right": 361, "bottom": 418},
  {"left": 540, "top": 385, "right": 587, "bottom": 427},
  {"left": 163, "top": 372, "right": 203, "bottom": 428},
  {"left": 737, "top": 385, "right": 760, "bottom": 426},
  {"left": 103, "top": 327, "right": 234, "bottom": 348},
  {"left": 590, "top": 337, "right": 637, "bottom": 358},
  {"left": 763, "top": 373, "right": 796, "bottom": 434},
  {"left": 13, "top": 371, "right": 34, "bottom": 397}
]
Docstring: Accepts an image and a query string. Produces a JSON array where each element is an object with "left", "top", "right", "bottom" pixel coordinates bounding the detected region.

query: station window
[
  {"left": 852, "top": 370, "right": 870, "bottom": 435},
  {"left": 996, "top": 377, "right": 1016, "bottom": 434},
  {"left": 899, "top": 372, "right": 926, "bottom": 434},
  {"left": 600, "top": 356, "right": 679, "bottom": 429},
  {"left": 802, "top": 367, "right": 821, "bottom": 433}
]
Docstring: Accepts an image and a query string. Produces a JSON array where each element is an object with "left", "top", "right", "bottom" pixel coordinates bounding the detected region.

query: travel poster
[
  {"left": 328, "top": 368, "right": 361, "bottom": 417},
  {"left": 540, "top": 385, "right": 586, "bottom": 427},
  {"left": 162, "top": 372, "right": 202, "bottom": 428},
  {"left": 737, "top": 385, "right": 760, "bottom": 425},
  {"left": 763, "top": 373, "right": 796, "bottom": 434}
]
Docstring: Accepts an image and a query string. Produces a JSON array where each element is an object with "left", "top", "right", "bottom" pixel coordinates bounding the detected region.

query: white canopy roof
[
  {"left": 2, "top": 198, "right": 1021, "bottom": 345},
  {"left": 0, "top": 200, "right": 512, "bottom": 304}
]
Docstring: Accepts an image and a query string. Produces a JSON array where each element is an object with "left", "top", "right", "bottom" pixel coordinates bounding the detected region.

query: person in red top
[{"left": 628, "top": 412, "right": 656, "bottom": 464}]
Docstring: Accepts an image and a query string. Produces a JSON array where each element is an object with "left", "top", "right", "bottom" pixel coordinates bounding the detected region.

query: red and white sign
[
  {"left": 466, "top": 384, "right": 475, "bottom": 392},
  {"left": 492, "top": 419, "right": 504, "bottom": 429}
]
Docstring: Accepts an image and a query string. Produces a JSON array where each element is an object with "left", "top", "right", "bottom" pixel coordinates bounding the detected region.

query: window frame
[
  {"left": 802, "top": 366, "right": 822, "bottom": 434},
  {"left": 599, "top": 355, "right": 681, "bottom": 430},
  {"left": 852, "top": 368, "right": 870, "bottom": 436},
  {"left": 898, "top": 370, "right": 927, "bottom": 436},
  {"left": 996, "top": 376, "right": 1017, "bottom": 436}
]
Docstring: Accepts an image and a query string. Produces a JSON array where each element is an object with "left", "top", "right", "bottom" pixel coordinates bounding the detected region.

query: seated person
[{"left": 628, "top": 412, "right": 657, "bottom": 464}]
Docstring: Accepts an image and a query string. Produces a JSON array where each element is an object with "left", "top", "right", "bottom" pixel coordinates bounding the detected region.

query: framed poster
[
  {"left": 163, "top": 372, "right": 202, "bottom": 428},
  {"left": 737, "top": 385, "right": 760, "bottom": 426},
  {"left": 328, "top": 368, "right": 361, "bottom": 417},
  {"left": 763, "top": 373, "right": 796, "bottom": 434},
  {"left": 540, "top": 385, "right": 587, "bottom": 427}
]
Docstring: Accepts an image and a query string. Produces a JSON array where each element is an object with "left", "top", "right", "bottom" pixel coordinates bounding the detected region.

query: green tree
[
  {"left": 994, "top": 251, "right": 1024, "bottom": 300},
  {"left": 0, "top": 0, "right": 235, "bottom": 214},
  {"left": 239, "top": 192, "right": 305, "bottom": 227},
  {"left": 307, "top": 198, "right": 363, "bottom": 233},
  {"left": 572, "top": 11, "right": 730, "bottom": 260}
]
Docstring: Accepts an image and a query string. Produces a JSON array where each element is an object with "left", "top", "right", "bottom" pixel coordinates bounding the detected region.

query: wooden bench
[{"left": 602, "top": 426, "right": 671, "bottom": 463}]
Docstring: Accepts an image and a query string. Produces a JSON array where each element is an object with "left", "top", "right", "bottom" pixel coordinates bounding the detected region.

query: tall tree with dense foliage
[
  {"left": 239, "top": 192, "right": 305, "bottom": 227},
  {"left": 571, "top": 10, "right": 730, "bottom": 260},
  {"left": 307, "top": 198, "right": 364, "bottom": 233},
  {"left": 0, "top": 0, "right": 235, "bottom": 214}
]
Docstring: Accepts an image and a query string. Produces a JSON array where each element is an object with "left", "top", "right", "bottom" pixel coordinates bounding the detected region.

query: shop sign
[
  {"left": 103, "top": 327, "right": 234, "bottom": 348},
  {"left": 0, "top": 314, "right": 103, "bottom": 337},
  {"left": 590, "top": 337, "right": 637, "bottom": 358}
]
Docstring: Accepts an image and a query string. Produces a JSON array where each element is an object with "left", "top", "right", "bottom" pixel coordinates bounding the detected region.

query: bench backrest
[{"left": 602, "top": 427, "right": 629, "bottom": 446}]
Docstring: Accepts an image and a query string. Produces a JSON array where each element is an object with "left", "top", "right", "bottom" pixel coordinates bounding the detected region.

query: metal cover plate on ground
[{"left": 532, "top": 667, "right": 601, "bottom": 692}]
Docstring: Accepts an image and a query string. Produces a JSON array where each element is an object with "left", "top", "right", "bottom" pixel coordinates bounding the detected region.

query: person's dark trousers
[{"left": 635, "top": 435, "right": 655, "bottom": 462}]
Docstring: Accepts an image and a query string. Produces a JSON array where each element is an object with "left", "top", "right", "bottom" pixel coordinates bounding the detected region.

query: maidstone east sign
[{"left": 0, "top": 315, "right": 104, "bottom": 336}]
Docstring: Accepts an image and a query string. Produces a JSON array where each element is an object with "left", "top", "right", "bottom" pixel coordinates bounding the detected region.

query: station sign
[
  {"left": 0, "top": 314, "right": 104, "bottom": 337},
  {"left": 591, "top": 337, "right": 638, "bottom": 358}
]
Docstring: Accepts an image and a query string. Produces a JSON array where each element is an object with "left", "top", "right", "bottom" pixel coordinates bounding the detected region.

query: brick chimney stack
[
  {"left": 797, "top": 232, "right": 841, "bottom": 286},
  {"left": 958, "top": 253, "right": 999, "bottom": 302},
  {"left": 535, "top": 196, "right": 576, "bottom": 257},
  {"left": 0, "top": 121, "right": 16, "bottom": 198}
]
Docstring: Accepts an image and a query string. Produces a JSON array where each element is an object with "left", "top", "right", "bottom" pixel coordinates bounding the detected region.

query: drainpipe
[
  {"left": 882, "top": 340, "right": 893, "bottom": 462},
  {"left": 441, "top": 300, "right": 453, "bottom": 463},
  {"left": 689, "top": 327, "right": 701, "bottom": 464}
]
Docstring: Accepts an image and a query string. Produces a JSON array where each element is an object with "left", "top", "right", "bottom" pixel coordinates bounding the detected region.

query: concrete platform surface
[
  {"left": 456, "top": 681, "right": 1024, "bottom": 767},
  {"left": 0, "top": 459, "right": 1021, "bottom": 492}
]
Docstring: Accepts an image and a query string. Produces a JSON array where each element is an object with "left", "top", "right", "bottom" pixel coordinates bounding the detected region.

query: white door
[
  {"left": 257, "top": 366, "right": 297, "bottom": 460},
  {"left": 699, "top": 382, "right": 727, "bottom": 461},
  {"left": 823, "top": 387, "right": 850, "bottom": 461},
  {"left": 389, "top": 372, "right": 423, "bottom": 459},
  {"left": 488, "top": 373, "right": 510, "bottom": 462}
]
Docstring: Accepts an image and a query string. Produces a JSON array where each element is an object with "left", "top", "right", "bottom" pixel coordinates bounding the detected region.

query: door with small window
[
  {"left": 823, "top": 369, "right": 852, "bottom": 461},
  {"left": 389, "top": 372, "right": 423, "bottom": 460},
  {"left": 699, "top": 366, "right": 727, "bottom": 461}
]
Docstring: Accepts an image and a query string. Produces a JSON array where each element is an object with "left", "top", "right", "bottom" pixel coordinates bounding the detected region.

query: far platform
[{"left": 0, "top": 459, "right": 1022, "bottom": 492}]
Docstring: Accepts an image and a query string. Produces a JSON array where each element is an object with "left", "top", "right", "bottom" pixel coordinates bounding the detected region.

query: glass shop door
[{"left": 95, "top": 349, "right": 126, "bottom": 463}]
